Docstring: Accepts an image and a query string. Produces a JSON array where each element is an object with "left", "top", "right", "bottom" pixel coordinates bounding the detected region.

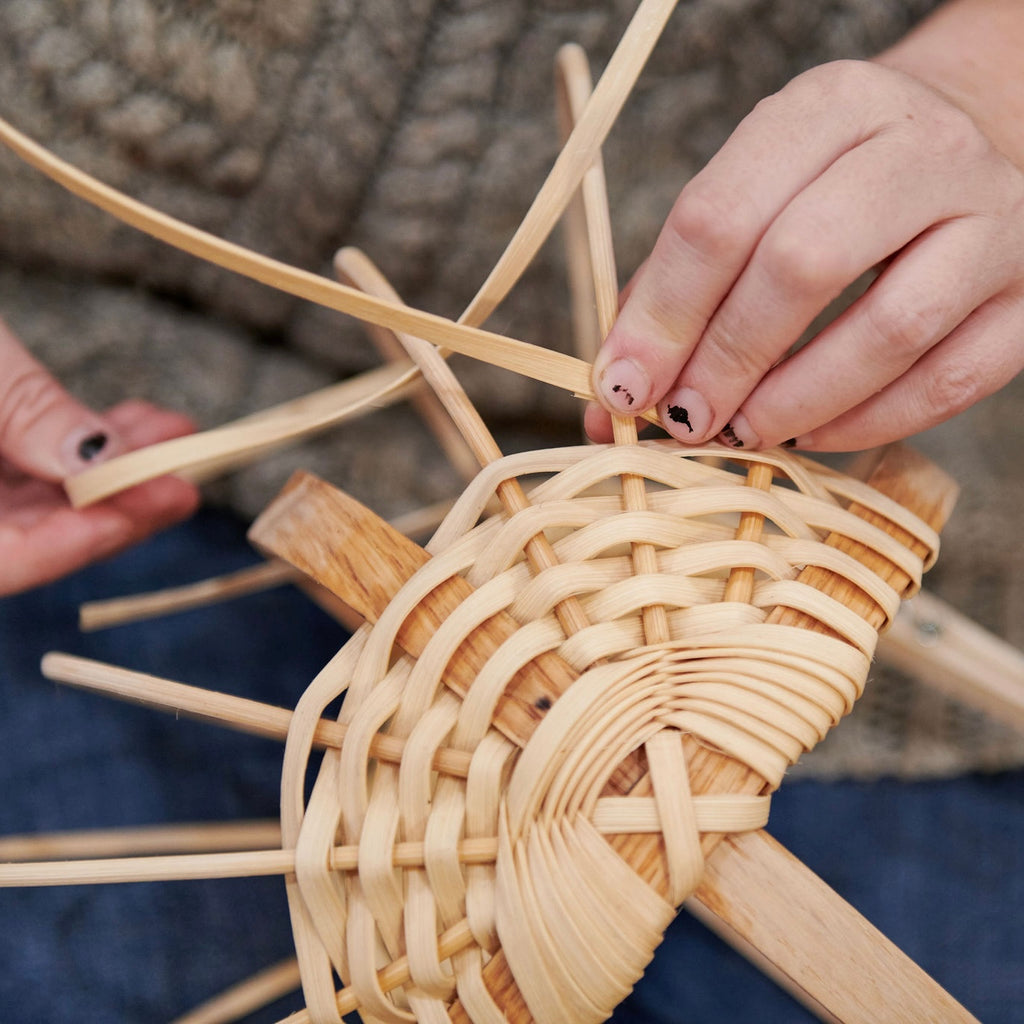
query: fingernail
[
  {"left": 77, "top": 432, "right": 108, "bottom": 461},
  {"left": 658, "top": 386, "right": 711, "bottom": 442},
  {"left": 61, "top": 425, "right": 119, "bottom": 474},
  {"left": 717, "top": 412, "right": 761, "bottom": 450},
  {"left": 597, "top": 357, "right": 652, "bottom": 414}
]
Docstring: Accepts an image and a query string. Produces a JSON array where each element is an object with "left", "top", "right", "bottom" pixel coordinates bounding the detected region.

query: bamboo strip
[
  {"left": 457, "top": 0, "right": 680, "bottom": 328},
  {"left": 0, "top": 839, "right": 499, "bottom": 888},
  {"left": 39, "top": 652, "right": 473, "bottom": 778},
  {"left": 555, "top": 53, "right": 602, "bottom": 371},
  {"left": 79, "top": 561, "right": 300, "bottom": 631},
  {"left": 692, "top": 829, "right": 980, "bottom": 1024},
  {"left": 722, "top": 462, "right": 776, "bottom": 604},
  {"left": 333, "top": 248, "right": 503, "bottom": 470},
  {"left": 555, "top": 42, "right": 670, "bottom": 648},
  {"left": 0, "top": 117, "right": 592, "bottom": 405},
  {"left": 64, "top": 360, "right": 422, "bottom": 507},
  {"left": 0, "top": 794, "right": 768, "bottom": 887},
  {"left": 0, "top": 847, "right": 296, "bottom": 886},
  {"left": 77, "top": 500, "right": 454, "bottom": 632},
  {"left": 171, "top": 959, "right": 303, "bottom": 1024},
  {"left": 335, "top": 260, "right": 481, "bottom": 486},
  {"left": 0, "top": 820, "right": 282, "bottom": 862},
  {"left": 333, "top": 249, "right": 596, "bottom": 641},
  {"left": 879, "top": 588, "right": 1024, "bottom": 734}
]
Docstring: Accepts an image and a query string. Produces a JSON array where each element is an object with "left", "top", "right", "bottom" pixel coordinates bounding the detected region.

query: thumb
[{"left": 0, "top": 318, "right": 124, "bottom": 481}]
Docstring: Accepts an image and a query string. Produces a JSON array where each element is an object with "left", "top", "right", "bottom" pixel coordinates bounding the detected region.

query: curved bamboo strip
[{"left": 171, "top": 960, "right": 303, "bottom": 1024}]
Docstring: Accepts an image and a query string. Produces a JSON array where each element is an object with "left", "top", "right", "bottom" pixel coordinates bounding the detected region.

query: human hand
[
  {"left": 0, "top": 318, "right": 199, "bottom": 597},
  {"left": 586, "top": 58, "right": 1024, "bottom": 451}
]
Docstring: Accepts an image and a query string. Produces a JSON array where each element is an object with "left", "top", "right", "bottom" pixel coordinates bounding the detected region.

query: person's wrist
[{"left": 872, "top": 5, "right": 1024, "bottom": 172}]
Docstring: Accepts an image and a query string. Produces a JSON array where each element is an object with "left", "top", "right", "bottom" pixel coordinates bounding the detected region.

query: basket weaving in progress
[
  {"left": 241, "top": 440, "right": 948, "bottom": 1024},
  {"left": 0, "top": 1, "right": 987, "bottom": 1022}
]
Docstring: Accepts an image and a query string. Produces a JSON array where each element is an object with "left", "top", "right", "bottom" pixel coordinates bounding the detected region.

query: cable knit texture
[{"left": 4, "top": 0, "right": 1024, "bottom": 781}]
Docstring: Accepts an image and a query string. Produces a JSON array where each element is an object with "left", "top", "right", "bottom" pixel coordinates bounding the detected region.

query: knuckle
[
  {"left": 701, "top": 319, "right": 772, "bottom": 381},
  {"left": 758, "top": 224, "right": 848, "bottom": 300},
  {"left": 917, "top": 359, "right": 983, "bottom": 417},
  {"left": 926, "top": 101, "right": 985, "bottom": 159},
  {"left": 865, "top": 294, "right": 951, "bottom": 363},
  {"left": 0, "top": 365, "right": 64, "bottom": 441},
  {"left": 665, "top": 183, "right": 754, "bottom": 266},
  {"left": 788, "top": 59, "right": 881, "bottom": 109}
]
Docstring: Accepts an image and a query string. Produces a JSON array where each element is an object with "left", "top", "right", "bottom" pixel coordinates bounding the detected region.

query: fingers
[
  {"left": 0, "top": 318, "right": 126, "bottom": 480},
  {"left": 588, "top": 59, "right": 1024, "bottom": 450},
  {"left": 592, "top": 61, "right": 880, "bottom": 429},
  {"left": 721, "top": 213, "right": 1021, "bottom": 449},
  {"left": 0, "top": 398, "right": 199, "bottom": 597},
  {"left": 658, "top": 125, "right": 985, "bottom": 444},
  {"left": 788, "top": 289, "right": 1024, "bottom": 451},
  {"left": 0, "top": 476, "right": 199, "bottom": 597}
]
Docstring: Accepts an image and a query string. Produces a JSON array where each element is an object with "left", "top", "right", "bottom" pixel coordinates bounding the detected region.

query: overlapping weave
[{"left": 275, "top": 440, "right": 939, "bottom": 1024}]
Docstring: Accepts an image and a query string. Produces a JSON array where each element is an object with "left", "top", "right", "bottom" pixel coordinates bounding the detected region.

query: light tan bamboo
[
  {"left": 333, "top": 258, "right": 481, "bottom": 486},
  {"left": 0, "top": 820, "right": 282, "bottom": 862},
  {"left": 40, "top": 652, "right": 473, "bottom": 778},
  {"left": 555, "top": 42, "right": 670, "bottom": 648},
  {"left": 77, "top": 500, "right": 453, "bottom": 632},
  {"left": 251, "top": 446, "right": 966, "bottom": 1024},
  {"left": 79, "top": 561, "right": 299, "bottom": 631},
  {"left": 171, "top": 959, "right": 303, "bottom": 1024},
  {"left": 879, "top": 588, "right": 1024, "bottom": 734},
  {"left": 692, "top": 829, "right": 980, "bottom": 1024},
  {"left": 0, "top": 803, "right": 762, "bottom": 887},
  {"left": 331, "top": 248, "right": 593, "bottom": 641}
]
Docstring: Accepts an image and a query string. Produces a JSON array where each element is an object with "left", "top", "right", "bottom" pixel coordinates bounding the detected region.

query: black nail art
[
  {"left": 611, "top": 383, "right": 635, "bottom": 407},
  {"left": 720, "top": 422, "right": 743, "bottom": 448},
  {"left": 667, "top": 405, "right": 694, "bottom": 433},
  {"left": 77, "top": 432, "right": 108, "bottom": 461}
]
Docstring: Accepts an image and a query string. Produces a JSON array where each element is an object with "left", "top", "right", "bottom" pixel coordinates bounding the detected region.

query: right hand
[{"left": 586, "top": 59, "right": 1024, "bottom": 453}]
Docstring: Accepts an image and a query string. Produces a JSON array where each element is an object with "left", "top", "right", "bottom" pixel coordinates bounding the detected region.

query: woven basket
[{"left": 258, "top": 440, "right": 941, "bottom": 1024}]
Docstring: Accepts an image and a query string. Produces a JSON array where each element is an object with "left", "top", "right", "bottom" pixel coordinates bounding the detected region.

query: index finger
[{"left": 591, "top": 61, "right": 890, "bottom": 431}]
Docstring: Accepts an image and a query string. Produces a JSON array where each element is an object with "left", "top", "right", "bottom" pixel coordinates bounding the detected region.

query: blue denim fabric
[{"left": 1, "top": 511, "right": 1020, "bottom": 1023}]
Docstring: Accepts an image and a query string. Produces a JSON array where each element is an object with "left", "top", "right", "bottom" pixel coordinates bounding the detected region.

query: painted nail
[
  {"left": 658, "top": 386, "right": 711, "bottom": 442},
  {"left": 717, "top": 412, "right": 760, "bottom": 450},
  {"left": 77, "top": 432, "right": 108, "bottom": 461},
  {"left": 60, "top": 426, "right": 117, "bottom": 474},
  {"left": 597, "top": 358, "right": 652, "bottom": 414}
]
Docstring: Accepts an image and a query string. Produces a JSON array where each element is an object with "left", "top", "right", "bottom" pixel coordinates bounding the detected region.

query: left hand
[{"left": 1, "top": 397, "right": 199, "bottom": 597}]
